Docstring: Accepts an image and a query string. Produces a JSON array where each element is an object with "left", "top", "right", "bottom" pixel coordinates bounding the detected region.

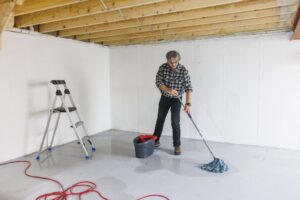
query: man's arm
[
  {"left": 155, "top": 66, "right": 164, "bottom": 89},
  {"left": 184, "top": 91, "right": 192, "bottom": 113},
  {"left": 186, "top": 91, "right": 192, "bottom": 104},
  {"left": 184, "top": 69, "right": 193, "bottom": 113},
  {"left": 160, "top": 85, "right": 178, "bottom": 96}
]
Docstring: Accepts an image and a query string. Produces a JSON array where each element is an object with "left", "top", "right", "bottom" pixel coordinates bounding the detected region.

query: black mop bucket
[{"left": 133, "top": 135, "right": 157, "bottom": 158}]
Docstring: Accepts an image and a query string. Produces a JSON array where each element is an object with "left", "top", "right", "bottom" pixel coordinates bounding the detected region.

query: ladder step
[
  {"left": 71, "top": 121, "right": 84, "bottom": 128},
  {"left": 52, "top": 107, "right": 77, "bottom": 113}
]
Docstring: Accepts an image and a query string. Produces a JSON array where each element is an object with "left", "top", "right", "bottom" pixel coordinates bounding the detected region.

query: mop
[{"left": 177, "top": 96, "right": 229, "bottom": 173}]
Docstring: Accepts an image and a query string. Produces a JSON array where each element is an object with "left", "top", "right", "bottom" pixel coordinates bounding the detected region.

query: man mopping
[{"left": 153, "top": 50, "right": 193, "bottom": 155}]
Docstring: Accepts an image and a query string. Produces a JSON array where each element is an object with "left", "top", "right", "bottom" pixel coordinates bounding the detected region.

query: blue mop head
[{"left": 200, "top": 158, "right": 229, "bottom": 173}]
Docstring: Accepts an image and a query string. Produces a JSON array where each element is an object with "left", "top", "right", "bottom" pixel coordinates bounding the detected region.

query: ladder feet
[
  {"left": 92, "top": 147, "right": 96, "bottom": 152},
  {"left": 77, "top": 141, "right": 86, "bottom": 146},
  {"left": 36, "top": 156, "right": 40, "bottom": 160},
  {"left": 85, "top": 156, "right": 90, "bottom": 160}
]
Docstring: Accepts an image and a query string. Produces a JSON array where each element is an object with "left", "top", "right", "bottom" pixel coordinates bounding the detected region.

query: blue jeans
[{"left": 153, "top": 95, "right": 181, "bottom": 147}]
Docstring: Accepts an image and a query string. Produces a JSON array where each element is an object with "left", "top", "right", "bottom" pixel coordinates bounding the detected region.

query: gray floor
[{"left": 1, "top": 130, "right": 300, "bottom": 200}]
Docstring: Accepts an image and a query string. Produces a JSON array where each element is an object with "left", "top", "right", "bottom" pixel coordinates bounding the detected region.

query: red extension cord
[{"left": 0, "top": 160, "right": 170, "bottom": 200}]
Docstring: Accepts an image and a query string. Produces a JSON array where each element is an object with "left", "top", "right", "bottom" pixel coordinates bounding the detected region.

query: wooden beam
[
  {"left": 58, "top": 0, "right": 298, "bottom": 37},
  {"left": 102, "top": 22, "right": 289, "bottom": 46},
  {"left": 91, "top": 15, "right": 290, "bottom": 43},
  {"left": 76, "top": 6, "right": 295, "bottom": 41},
  {"left": 37, "top": 0, "right": 248, "bottom": 33},
  {"left": 1, "top": 0, "right": 23, "bottom": 30},
  {"left": 15, "top": 0, "right": 167, "bottom": 26},
  {"left": 292, "top": 3, "right": 300, "bottom": 29},
  {"left": 14, "top": 0, "right": 88, "bottom": 16},
  {"left": 292, "top": 20, "right": 300, "bottom": 39},
  {"left": 0, "top": 0, "right": 23, "bottom": 3},
  {"left": 5, "top": 12, "right": 14, "bottom": 29},
  {"left": 15, "top": 0, "right": 25, "bottom": 5},
  {"left": 0, "top": 1, "right": 16, "bottom": 49},
  {"left": 291, "top": 3, "right": 300, "bottom": 40},
  {"left": 0, "top": 1, "right": 15, "bottom": 32}
]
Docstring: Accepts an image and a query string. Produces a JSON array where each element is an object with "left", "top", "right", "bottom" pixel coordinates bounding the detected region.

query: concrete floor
[{"left": 1, "top": 130, "right": 300, "bottom": 200}]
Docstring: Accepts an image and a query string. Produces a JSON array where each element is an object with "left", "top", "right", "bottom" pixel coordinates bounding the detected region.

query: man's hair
[{"left": 166, "top": 50, "right": 181, "bottom": 61}]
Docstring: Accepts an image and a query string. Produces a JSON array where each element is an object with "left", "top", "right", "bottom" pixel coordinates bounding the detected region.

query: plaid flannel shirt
[{"left": 155, "top": 63, "right": 193, "bottom": 98}]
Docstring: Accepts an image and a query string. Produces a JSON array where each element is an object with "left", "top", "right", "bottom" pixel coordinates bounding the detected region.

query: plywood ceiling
[{"left": 1, "top": 0, "right": 300, "bottom": 46}]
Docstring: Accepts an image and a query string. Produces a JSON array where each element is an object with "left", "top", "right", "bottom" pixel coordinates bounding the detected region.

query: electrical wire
[{"left": 0, "top": 160, "right": 170, "bottom": 200}]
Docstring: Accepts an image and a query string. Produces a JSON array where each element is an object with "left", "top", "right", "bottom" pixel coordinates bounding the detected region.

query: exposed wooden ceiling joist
[
  {"left": 103, "top": 22, "right": 289, "bottom": 46},
  {"left": 14, "top": 0, "right": 88, "bottom": 16},
  {"left": 91, "top": 15, "right": 290, "bottom": 43},
  {"left": 57, "top": 0, "right": 298, "bottom": 37},
  {"left": 35, "top": 0, "right": 249, "bottom": 33},
  {"left": 76, "top": 6, "right": 296, "bottom": 41},
  {"left": 4, "top": 0, "right": 300, "bottom": 46},
  {"left": 15, "top": 0, "right": 168, "bottom": 27}
]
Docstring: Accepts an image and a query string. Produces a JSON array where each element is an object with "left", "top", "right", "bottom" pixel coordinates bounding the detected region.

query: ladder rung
[
  {"left": 52, "top": 107, "right": 77, "bottom": 113},
  {"left": 71, "top": 121, "right": 84, "bottom": 128}
]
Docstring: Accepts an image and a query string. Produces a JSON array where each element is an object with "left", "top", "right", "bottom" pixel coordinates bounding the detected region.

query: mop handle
[{"left": 176, "top": 95, "right": 216, "bottom": 158}]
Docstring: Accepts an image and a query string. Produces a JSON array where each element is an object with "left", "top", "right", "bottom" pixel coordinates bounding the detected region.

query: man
[{"left": 153, "top": 50, "right": 193, "bottom": 155}]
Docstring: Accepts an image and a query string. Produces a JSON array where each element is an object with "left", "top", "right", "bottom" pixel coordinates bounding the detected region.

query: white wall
[
  {"left": 110, "top": 32, "right": 300, "bottom": 150},
  {"left": 0, "top": 31, "right": 111, "bottom": 162},
  {"left": 1, "top": 30, "right": 300, "bottom": 162}
]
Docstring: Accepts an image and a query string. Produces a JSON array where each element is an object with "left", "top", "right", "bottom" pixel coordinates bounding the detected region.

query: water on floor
[{"left": 0, "top": 130, "right": 300, "bottom": 200}]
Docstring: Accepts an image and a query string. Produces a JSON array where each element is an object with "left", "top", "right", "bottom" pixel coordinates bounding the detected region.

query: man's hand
[
  {"left": 184, "top": 105, "right": 191, "bottom": 114},
  {"left": 166, "top": 88, "right": 178, "bottom": 96},
  {"left": 159, "top": 85, "right": 178, "bottom": 96}
]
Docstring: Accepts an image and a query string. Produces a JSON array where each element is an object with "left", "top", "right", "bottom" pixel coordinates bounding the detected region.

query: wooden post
[
  {"left": 291, "top": 4, "right": 300, "bottom": 40},
  {"left": 0, "top": 0, "right": 25, "bottom": 49}
]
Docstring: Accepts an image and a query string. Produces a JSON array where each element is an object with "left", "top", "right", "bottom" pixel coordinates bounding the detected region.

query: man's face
[{"left": 167, "top": 57, "right": 179, "bottom": 70}]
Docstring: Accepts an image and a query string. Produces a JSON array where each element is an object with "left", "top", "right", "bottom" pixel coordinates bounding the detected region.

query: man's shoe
[
  {"left": 174, "top": 146, "right": 181, "bottom": 155},
  {"left": 154, "top": 141, "right": 160, "bottom": 148}
]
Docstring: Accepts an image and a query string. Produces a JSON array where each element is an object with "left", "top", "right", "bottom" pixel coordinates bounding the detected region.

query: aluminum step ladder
[{"left": 36, "top": 80, "right": 96, "bottom": 160}]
